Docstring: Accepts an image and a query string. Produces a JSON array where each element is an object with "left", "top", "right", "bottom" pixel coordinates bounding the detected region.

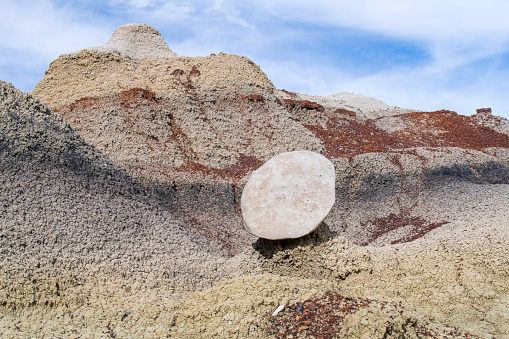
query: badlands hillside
[{"left": 1, "top": 23, "right": 509, "bottom": 338}]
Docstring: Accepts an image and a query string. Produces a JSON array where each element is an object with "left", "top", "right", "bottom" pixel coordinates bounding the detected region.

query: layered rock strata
[{"left": 31, "top": 24, "right": 509, "bottom": 254}]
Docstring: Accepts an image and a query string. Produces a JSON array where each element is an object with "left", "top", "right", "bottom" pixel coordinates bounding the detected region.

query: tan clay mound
[{"left": 32, "top": 25, "right": 274, "bottom": 109}]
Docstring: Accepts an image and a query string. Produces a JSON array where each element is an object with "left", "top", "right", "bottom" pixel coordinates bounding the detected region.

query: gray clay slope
[{"left": 0, "top": 80, "right": 236, "bottom": 313}]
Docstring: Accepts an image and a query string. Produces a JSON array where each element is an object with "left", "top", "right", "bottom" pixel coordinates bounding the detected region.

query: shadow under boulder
[{"left": 252, "top": 222, "right": 336, "bottom": 259}]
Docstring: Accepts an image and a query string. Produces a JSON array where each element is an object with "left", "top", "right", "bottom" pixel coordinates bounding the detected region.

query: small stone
[
  {"left": 297, "top": 325, "right": 309, "bottom": 333},
  {"left": 241, "top": 151, "right": 335, "bottom": 240},
  {"left": 271, "top": 304, "right": 286, "bottom": 317}
]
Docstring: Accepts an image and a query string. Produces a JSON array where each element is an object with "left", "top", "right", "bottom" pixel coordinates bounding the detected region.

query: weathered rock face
[
  {"left": 32, "top": 23, "right": 275, "bottom": 110},
  {"left": 241, "top": 151, "right": 335, "bottom": 239},
  {"left": 30, "top": 24, "right": 509, "bottom": 253}
]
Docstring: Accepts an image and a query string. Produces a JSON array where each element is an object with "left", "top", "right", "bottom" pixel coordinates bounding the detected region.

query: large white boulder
[{"left": 241, "top": 151, "right": 335, "bottom": 240}]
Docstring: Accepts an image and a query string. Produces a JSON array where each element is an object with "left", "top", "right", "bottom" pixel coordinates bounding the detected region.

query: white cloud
[
  {"left": 248, "top": 0, "right": 509, "bottom": 42},
  {"left": 108, "top": 0, "right": 196, "bottom": 21},
  {"left": 1, "top": 0, "right": 508, "bottom": 118},
  {"left": 149, "top": 2, "right": 196, "bottom": 21},
  {"left": 232, "top": 1, "right": 509, "bottom": 72},
  {"left": 107, "top": 0, "right": 252, "bottom": 27},
  {"left": 0, "top": 0, "right": 114, "bottom": 91},
  {"left": 0, "top": 0, "right": 112, "bottom": 59},
  {"left": 208, "top": 0, "right": 253, "bottom": 28},
  {"left": 108, "top": 0, "right": 155, "bottom": 9}
]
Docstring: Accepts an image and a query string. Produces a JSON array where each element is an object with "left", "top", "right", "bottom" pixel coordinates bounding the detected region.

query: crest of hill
[
  {"left": 105, "top": 23, "right": 178, "bottom": 59},
  {"left": 325, "top": 92, "right": 409, "bottom": 111},
  {"left": 276, "top": 90, "right": 414, "bottom": 120},
  {"left": 32, "top": 24, "right": 275, "bottom": 109},
  {"left": 68, "top": 23, "right": 178, "bottom": 59}
]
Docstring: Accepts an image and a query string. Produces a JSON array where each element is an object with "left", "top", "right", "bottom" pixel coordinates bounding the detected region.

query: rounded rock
[
  {"left": 241, "top": 151, "right": 335, "bottom": 240},
  {"left": 106, "top": 23, "right": 178, "bottom": 59}
]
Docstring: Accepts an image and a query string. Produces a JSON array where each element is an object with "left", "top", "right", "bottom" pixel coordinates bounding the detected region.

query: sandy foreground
[{"left": 1, "top": 184, "right": 508, "bottom": 338}]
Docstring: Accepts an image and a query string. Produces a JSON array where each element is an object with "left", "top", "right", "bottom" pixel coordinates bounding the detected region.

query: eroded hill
[{"left": 1, "top": 23, "right": 508, "bottom": 338}]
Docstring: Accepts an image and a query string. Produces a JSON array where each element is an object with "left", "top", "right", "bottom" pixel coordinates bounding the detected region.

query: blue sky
[{"left": 1, "top": 0, "right": 509, "bottom": 118}]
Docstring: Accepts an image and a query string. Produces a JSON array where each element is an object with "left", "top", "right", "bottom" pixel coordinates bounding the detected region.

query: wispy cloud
[
  {"left": 208, "top": 0, "right": 253, "bottom": 28},
  {"left": 241, "top": 0, "right": 509, "bottom": 77},
  {"left": 108, "top": 0, "right": 155, "bottom": 9},
  {"left": 4, "top": 1, "right": 117, "bottom": 54},
  {"left": 1, "top": 0, "right": 508, "bottom": 117},
  {"left": 0, "top": 0, "right": 113, "bottom": 90},
  {"left": 108, "top": 0, "right": 197, "bottom": 21},
  {"left": 250, "top": 0, "right": 509, "bottom": 42}
]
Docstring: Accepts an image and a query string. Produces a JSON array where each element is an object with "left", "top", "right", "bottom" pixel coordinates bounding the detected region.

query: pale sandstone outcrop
[{"left": 103, "top": 23, "right": 178, "bottom": 59}]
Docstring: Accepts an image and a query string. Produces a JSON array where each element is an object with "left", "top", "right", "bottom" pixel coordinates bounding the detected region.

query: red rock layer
[{"left": 305, "top": 110, "right": 509, "bottom": 159}]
